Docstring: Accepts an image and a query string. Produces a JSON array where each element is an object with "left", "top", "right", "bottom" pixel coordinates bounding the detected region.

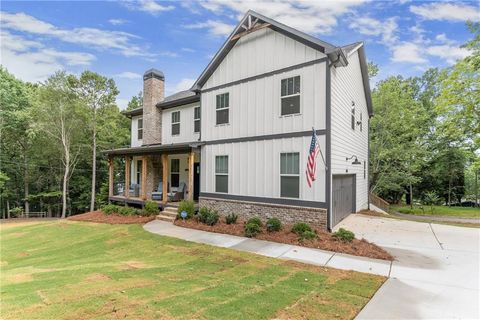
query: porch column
[
  {"left": 108, "top": 157, "right": 114, "bottom": 197},
  {"left": 162, "top": 154, "right": 168, "bottom": 204},
  {"left": 124, "top": 156, "right": 130, "bottom": 198},
  {"left": 188, "top": 150, "right": 194, "bottom": 201},
  {"left": 141, "top": 156, "right": 147, "bottom": 200}
]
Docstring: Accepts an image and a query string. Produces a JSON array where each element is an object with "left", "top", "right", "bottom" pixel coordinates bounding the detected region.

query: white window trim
[
  {"left": 194, "top": 106, "right": 200, "bottom": 133},
  {"left": 280, "top": 75, "right": 302, "bottom": 117},
  {"left": 137, "top": 117, "right": 143, "bottom": 141},
  {"left": 279, "top": 152, "right": 301, "bottom": 199},
  {"left": 215, "top": 155, "right": 228, "bottom": 193},
  {"left": 216, "top": 93, "right": 229, "bottom": 125},
  {"left": 171, "top": 111, "right": 180, "bottom": 136}
]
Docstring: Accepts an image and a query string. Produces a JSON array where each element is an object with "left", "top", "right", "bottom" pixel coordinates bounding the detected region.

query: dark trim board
[
  {"left": 205, "top": 129, "right": 326, "bottom": 145},
  {"left": 200, "top": 193, "right": 327, "bottom": 209},
  {"left": 326, "top": 63, "right": 332, "bottom": 231},
  {"left": 201, "top": 57, "right": 328, "bottom": 93}
]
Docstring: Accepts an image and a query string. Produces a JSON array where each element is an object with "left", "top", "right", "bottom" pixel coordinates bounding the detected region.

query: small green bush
[
  {"left": 247, "top": 217, "right": 262, "bottom": 227},
  {"left": 225, "top": 213, "right": 238, "bottom": 224},
  {"left": 266, "top": 218, "right": 282, "bottom": 232},
  {"left": 177, "top": 200, "right": 195, "bottom": 219},
  {"left": 101, "top": 204, "right": 118, "bottom": 215},
  {"left": 197, "top": 207, "right": 219, "bottom": 226},
  {"left": 291, "top": 222, "right": 312, "bottom": 235},
  {"left": 143, "top": 201, "right": 159, "bottom": 216},
  {"left": 332, "top": 228, "right": 355, "bottom": 242},
  {"left": 10, "top": 207, "right": 23, "bottom": 217},
  {"left": 118, "top": 206, "right": 138, "bottom": 216},
  {"left": 244, "top": 222, "right": 261, "bottom": 238},
  {"left": 301, "top": 230, "right": 317, "bottom": 240}
]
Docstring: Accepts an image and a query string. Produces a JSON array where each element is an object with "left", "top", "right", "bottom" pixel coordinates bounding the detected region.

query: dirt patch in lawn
[
  {"left": 68, "top": 211, "right": 155, "bottom": 224},
  {"left": 174, "top": 219, "right": 393, "bottom": 261}
]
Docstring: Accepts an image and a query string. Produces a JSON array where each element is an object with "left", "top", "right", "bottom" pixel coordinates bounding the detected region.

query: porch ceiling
[{"left": 103, "top": 142, "right": 203, "bottom": 156}]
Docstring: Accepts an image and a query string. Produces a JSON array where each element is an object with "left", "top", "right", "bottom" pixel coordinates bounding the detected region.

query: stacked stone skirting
[{"left": 199, "top": 197, "right": 327, "bottom": 229}]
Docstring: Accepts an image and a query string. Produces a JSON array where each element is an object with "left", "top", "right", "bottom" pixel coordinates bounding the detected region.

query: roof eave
[{"left": 156, "top": 95, "right": 200, "bottom": 109}]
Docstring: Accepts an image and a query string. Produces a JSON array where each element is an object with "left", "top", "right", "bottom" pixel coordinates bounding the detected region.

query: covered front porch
[{"left": 105, "top": 143, "right": 202, "bottom": 207}]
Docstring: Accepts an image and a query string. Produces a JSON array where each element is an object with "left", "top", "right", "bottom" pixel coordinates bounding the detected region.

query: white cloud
[
  {"left": 0, "top": 11, "right": 154, "bottom": 58},
  {"left": 115, "top": 71, "right": 142, "bottom": 79},
  {"left": 184, "top": 20, "right": 234, "bottom": 37},
  {"left": 391, "top": 42, "right": 427, "bottom": 64},
  {"left": 181, "top": 47, "right": 195, "bottom": 53},
  {"left": 123, "top": 0, "right": 174, "bottom": 15},
  {"left": 349, "top": 16, "right": 398, "bottom": 45},
  {"left": 1, "top": 30, "right": 95, "bottom": 82},
  {"left": 426, "top": 45, "right": 470, "bottom": 65},
  {"left": 159, "top": 51, "right": 178, "bottom": 58},
  {"left": 410, "top": 2, "right": 480, "bottom": 22},
  {"left": 166, "top": 78, "right": 196, "bottom": 95},
  {"left": 195, "top": 0, "right": 368, "bottom": 35},
  {"left": 108, "top": 18, "right": 129, "bottom": 25}
]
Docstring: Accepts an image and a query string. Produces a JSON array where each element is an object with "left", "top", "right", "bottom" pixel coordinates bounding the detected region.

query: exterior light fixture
[{"left": 346, "top": 155, "right": 361, "bottom": 165}]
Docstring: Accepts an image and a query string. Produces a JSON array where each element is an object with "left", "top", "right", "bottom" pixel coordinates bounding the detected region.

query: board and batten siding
[
  {"left": 330, "top": 50, "right": 369, "bottom": 211},
  {"left": 130, "top": 115, "right": 142, "bottom": 147},
  {"left": 203, "top": 28, "right": 326, "bottom": 90},
  {"left": 161, "top": 102, "right": 200, "bottom": 144},
  {"left": 201, "top": 135, "right": 326, "bottom": 203}
]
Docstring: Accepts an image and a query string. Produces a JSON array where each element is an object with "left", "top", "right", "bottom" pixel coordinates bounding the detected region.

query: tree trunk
[
  {"left": 7, "top": 200, "right": 10, "bottom": 219},
  {"left": 475, "top": 169, "right": 478, "bottom": 208},
  {"left": 24, "top": 154, "right": 29, "bottom": 215},
  {"left": 90, "top": 110, "right": 96, "bottom": 212},
  {"left": 62, "top": 157, "right": 69, "bottom": 219},
  {"left": 409, "top": 183, "right": 413, "bottom": 209}
]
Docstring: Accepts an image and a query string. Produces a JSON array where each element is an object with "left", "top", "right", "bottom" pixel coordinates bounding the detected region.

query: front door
[{"left": 193, "top": 163, "right": 200, "bottom": 201}]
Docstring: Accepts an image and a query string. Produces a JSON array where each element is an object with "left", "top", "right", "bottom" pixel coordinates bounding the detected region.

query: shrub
[
  {"left": 118, "top": 206, "right": 138, "bottom": 216},
  {"left": 244, "top": 222, "right": 261, "bottom": 238},
  {"left": 225, "top": 213, "right": 238, "bottom": 224},
  {"left": 197, "top": 207, "right": 219, "bottom": 226},
  {"left": 10, "top": 207, "right": 23, "bottom": 218},
  {"left": 266, "top": 218, "right": 282, "bottom": 232},
  {"left": 291, "top": 222, "right": 312, "bottom": 235},
  {"left": 333, "top": 228, "right": 355, "bottom": 242},
  {"left": 301, "top": 230, "right": 317, "bottom": 241},
  {"left": 143, "top": 201, "right": 159, "bottom": 216},
  {"left": 247, "top": 217, "right": 262, "bottom": 227},
  {"left": 177, "top": 200, "right": 195, "bottom": 219},
  {"left": 101, "top": 204, "right": 118, "bottom": 215}
]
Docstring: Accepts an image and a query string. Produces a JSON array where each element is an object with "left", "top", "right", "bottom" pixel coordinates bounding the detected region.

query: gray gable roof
[{"left": 156, "top": 90, "right": 200, "bottom": 109}]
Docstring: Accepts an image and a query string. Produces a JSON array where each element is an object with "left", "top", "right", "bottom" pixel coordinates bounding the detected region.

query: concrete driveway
[{"left": 336, "top": 214, "right": 480, "bottom": 320}]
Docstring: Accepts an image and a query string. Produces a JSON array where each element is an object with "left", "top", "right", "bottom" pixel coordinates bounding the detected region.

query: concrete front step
[{"left": 156, "top": 214, "right": 176, "bottom": 222}]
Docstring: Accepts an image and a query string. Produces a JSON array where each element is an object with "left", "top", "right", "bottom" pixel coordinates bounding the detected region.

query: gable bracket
[{"left": 231, "top": 22, "right": 271, "bottom": 41}]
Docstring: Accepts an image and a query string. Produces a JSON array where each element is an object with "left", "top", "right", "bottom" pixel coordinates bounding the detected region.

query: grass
[
  {"left": 0, "top": 220, "right": 384, "bottom": 320},
  {"left": 391, "top": 205, "right": 480, "bottom": 218}
]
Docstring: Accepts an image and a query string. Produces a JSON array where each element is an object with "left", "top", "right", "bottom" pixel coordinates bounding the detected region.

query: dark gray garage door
[{"left": 332, "top": 175, "right": 356, "bottom": 226}]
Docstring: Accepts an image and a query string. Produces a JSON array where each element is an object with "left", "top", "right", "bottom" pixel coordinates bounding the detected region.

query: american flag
[{"left": 306, "top": 129, "right": 320, "bottom": 187}]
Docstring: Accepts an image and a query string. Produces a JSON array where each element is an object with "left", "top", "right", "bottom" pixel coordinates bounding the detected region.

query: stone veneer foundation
[{"left": 199, "top": 197, "right": 327, "bottom": 229}]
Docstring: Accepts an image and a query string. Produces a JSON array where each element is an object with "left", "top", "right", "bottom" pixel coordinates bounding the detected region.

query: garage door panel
[{"left": 333, "top": 175, "right": 355, "bottom": 226}]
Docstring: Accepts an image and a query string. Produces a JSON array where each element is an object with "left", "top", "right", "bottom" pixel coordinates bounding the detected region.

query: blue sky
[{"left": 1, "top": 0, "right": 478, "bottom": 109}]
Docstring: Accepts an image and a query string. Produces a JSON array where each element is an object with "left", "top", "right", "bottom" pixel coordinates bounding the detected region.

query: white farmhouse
[{"left": 105, "top": 10, "right": 373, "bottom": 231}]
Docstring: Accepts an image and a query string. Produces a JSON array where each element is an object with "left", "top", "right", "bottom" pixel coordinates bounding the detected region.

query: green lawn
[
  {"left": 0, "top": 220, "right": 384, "bottom": 320},
  {"left": 392, "top": 205, "right": 480, "bottom": 218}
]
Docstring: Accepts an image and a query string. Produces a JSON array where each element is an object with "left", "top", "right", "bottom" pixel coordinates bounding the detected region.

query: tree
[
  {"left": 68, "top": 71, "right": 119, "bottom": 212},
  {"left": 35, "top": 72, "right": 87, "bottom": 218},
  {"left": 367, "top": 62, "right": 379, "bottom": 79},
  {"left": 126, "top": 91, "right": 143, "bottom": 111}
]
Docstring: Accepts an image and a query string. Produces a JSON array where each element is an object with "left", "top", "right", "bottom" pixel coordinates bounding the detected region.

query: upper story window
[
  {"left": 194, "top": 107, "right": 201, "bottom": 133},
  {"left": 215, "top": 155, "right": 228, "bottom": 193},
  {"left": 137, "top": 118, "right": 143, "bottom": 140},
  {"left": 359, "top": 113, "right": 363, "bottom": 132},
  {"left": 281, "top": 76, "right": 301, "bottom": 116},
  {"left": 171, "top": 111, "right": 180, "bottom": 135},
  {"left": 216, "top": 93, "right": 229, "bottom": 125},
  {"left": 280, "top": 152, "right": 300, "bottom": 198},
  {"left": 351, "top": 102, "right": 355, "bottom": 130}
]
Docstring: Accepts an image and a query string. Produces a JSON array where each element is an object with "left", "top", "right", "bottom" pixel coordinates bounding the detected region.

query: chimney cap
[{"left": 144, "top": 68, "right": 164, "bottom": 81}]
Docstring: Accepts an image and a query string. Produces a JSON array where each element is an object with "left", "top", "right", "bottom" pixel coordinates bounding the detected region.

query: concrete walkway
[
  {"left": 338, "top": 214, "right": 480, "bottom": 320},
  {"left": 143, "top": 220, "right": 392, "bottom": 276}
]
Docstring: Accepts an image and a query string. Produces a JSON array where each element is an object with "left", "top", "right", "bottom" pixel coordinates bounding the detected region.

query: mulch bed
[
  {"left": 174, "top": 218, "right": 393, "bottom": 261},
  {"left": 68, "top": 211, "right": 155, "bottom": 224}
]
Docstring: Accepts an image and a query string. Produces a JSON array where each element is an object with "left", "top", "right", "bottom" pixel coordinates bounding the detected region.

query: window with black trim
[
  {"left": 280, "top": 152, "right": 300, "bottom": 198},
  {"left": 171, "top": 159, "right": 180, "bottom": 188},
  {"left": 137, "top": 118, "right": 143, "bottom": 140},
  {"left": 360, "top": 113, "right": 363, "bottom": 132},
  {"left": 351, "top": 103, "right": 355, "bottom": 130},
  {"left": 216, "top": 93, "right": 229, "bottom": 125},
  {"left": 281, "top": 76, "right": 300, "bottom": 116},
  {"left": 171, "top": 111, "right": 180, "bottom": 135},
  {"left": 194, "top": 107, "right": 200, "bottom": 133},
  {"left": 215, "top": 155, "right": 228, "bottom": 193}
]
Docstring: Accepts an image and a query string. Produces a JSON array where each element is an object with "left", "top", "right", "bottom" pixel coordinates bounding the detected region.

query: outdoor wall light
[{"left": 346, "top": 155, "right": 361, "bottom": 165}]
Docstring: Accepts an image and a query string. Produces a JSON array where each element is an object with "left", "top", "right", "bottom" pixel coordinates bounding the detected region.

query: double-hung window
[
  {"left": 171, "top": 159, "right": 180, "bottom": 188},
  {"left": 171, "top": 111, "right": 180, "bottom": 135},
  {"left": 137, "top": 118, "right": 143, "bottom": 140},
  {"left": 215, "top": 155, "right": 228, "bottom": 193},
  {"left": 194, "top": 107, "right": 201, "bottom": 133},
  {"left": 280, "top": 153, "right": 300, "bottom": 198},
  {"left": 351, "top": 103, "right": 355, "bottom": 130},
  {"left": 281, "top": 76, "right": 301, "bottom": 116},
  {"left": 216, "top": 93, "right": 229, "bottom": 125}
]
